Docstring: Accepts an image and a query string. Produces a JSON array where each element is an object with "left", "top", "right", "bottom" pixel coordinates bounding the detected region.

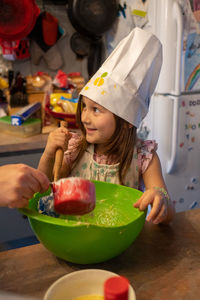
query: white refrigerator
[{"left": 142, "top": 0, "right": 200, "bottom": 212}]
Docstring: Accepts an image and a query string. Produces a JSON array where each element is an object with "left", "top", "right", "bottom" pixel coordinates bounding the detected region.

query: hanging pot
[
  {"left": 67, "top": 0, "right": 119, "bottom": 77},
  {"left": 87, "top": 37, "right": 103, "bottom": 77},
  {"left": 67, "top": 0, "right": 119, "bottom": 38},
  {"left": 70, "top": 32, "right": 91, "bottom": 58},
  {"left": 0, "top": 0, "right": 40, "bottom": 42},
  {"left": 70, "top": 33, "right": 103, "bottom": 77}
]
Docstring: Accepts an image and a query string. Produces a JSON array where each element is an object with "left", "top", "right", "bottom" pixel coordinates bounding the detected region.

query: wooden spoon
[{"left": 53, "top": 120, "right": 68, "bottom": 182}]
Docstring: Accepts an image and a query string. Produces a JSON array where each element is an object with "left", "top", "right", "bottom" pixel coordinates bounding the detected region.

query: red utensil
[
  {"left": 0, "top": 0, "right": 40, "bottom": 41},
  {"left": 52, "top": 177, "right": 96, "bottom": 215},
  {"left": 52, "top": 121, "right": 96, "bottom": 215}
]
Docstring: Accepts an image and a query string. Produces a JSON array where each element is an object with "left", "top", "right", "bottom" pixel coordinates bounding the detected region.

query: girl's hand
[
  {"left": 44, "top": 127, "right": 72, "bottom": 158},
  {"left": 134, "top": 188, "right": 170, "bottom": 224}
]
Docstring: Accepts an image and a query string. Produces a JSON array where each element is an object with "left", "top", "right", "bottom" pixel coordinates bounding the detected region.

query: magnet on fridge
[
  {"left": 189, "top": 201, "right": 198, "bottom": 209},
  {"left": 130, "top": 0, "right": 149, "bottom": 28},
  {"left": 191, "top": 177, "right": 198, "bottom": 184},
  {"left": 118, "top": 3, "right": 127, "bottom": 18}
]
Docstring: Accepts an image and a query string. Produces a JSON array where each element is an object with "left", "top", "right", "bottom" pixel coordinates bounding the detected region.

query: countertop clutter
[
  {"left": 0, "top": 73, "right": 83, "bottom": 154},
  {"left": 0, "top": 208, "right": 200, "bottom": 300},
  {"left": 0, "top": 71, "right": 85, "bottom": 141}
]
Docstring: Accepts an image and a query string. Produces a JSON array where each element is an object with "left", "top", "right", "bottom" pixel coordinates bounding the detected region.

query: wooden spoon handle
[{"left": 54, "top": 121, "right": 68, "bottom": 182}]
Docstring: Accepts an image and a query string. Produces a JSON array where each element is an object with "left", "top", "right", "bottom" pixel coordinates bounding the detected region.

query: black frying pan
[
  {"left": 70, "top": 32, "right": 91, "bottom": 58},
  {"left": 68, "top": 0, "right": 118, "bottom": 38},
  {"left": 67, "top": 0, "right": 119, "bottom": 77}
]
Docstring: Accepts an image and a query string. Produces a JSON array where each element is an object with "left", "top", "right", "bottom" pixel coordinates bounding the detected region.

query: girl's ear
[{"left": 128, "top": 123, "right": 133, "bottom": 128}]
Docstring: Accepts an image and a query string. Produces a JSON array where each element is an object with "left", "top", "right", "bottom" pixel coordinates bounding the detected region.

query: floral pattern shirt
[{"left": 64, "top": 133, "right": 157, "bottom": 191}]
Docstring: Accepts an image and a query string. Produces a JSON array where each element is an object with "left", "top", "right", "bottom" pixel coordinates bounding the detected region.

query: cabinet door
[{"left": 0, "top": 151, "right": 42, "bottom": 248}]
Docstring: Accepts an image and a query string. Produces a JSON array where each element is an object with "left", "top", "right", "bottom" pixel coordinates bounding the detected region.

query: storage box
[
  {"left": 11, "top": 102, "right": 41, "bottom": 125},
  {"left": 0, "top": 116, "right": 41, "bottom": 137},
  {"left": 28, "top": 92, "right": 45, "bottom": 104}
]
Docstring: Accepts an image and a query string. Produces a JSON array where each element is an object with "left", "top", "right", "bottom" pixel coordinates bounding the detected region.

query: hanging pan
[
  {"left": 67, "top": 0, "right": 119, "bottom": 38},
  {"left": 70, "top": 32, "right": 91, "bottom": 58},
  {"left": 0, "top": 0, "right": 40, "bottom": 42},
  {"left": 67, "top": 0, "right": 119, "bottom": 77}
]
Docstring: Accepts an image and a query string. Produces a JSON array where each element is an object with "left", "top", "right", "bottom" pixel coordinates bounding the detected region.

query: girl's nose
[{"left": 81, "top": 109, "right": 91, "bottom": 124}]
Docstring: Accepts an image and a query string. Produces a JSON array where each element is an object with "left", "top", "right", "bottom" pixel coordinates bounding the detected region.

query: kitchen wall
[{"left": 13, "top": 3, "right": 89, "bottom": 80}]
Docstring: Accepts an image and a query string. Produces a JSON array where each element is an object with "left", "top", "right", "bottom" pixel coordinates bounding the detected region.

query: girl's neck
[
  {"left": 94, "top": 144, "right": 106, "bottom": 155},
  {"left": 94, "top": 144, "right": 119, "bottom": 165}
]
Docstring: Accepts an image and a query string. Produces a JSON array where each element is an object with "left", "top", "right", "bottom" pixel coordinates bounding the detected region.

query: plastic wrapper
[
  {"left": 50, "top": 93, "right": 78, "bottom": 114},
  {"left": 43, "top": 92, "right": 78, "bottom": 130}
]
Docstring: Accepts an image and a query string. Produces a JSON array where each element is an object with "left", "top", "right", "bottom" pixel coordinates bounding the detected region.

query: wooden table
[{"left": 0, "top": 208, "right": 200, "bottom": 300}]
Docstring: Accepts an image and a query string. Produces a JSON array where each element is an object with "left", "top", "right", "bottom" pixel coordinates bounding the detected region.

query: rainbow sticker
[
  {"left": 185, "top": 64, "right": 200, "bottom": 91},
  {"left": 184, "top": 32, "right": 200, "bottom": 92}
]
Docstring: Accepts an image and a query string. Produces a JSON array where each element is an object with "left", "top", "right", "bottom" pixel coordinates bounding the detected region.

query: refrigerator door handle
[
  {"left": 167, "top": 2, "right": 183, "bottom": 174},
  {"left": 173, "top": 1, "right": 183, "bottom": 95},
  {"left": 166, "top": 97, "right": 179, "bottom": 174}
]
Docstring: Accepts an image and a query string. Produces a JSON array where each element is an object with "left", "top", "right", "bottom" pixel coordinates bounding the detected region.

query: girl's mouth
[{"left": 86, "top": 128, "right": 96, "bottom": 133}]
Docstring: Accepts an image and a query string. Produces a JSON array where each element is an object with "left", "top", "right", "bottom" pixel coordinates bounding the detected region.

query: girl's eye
[
  {"left": 93, "top": 107, "right": 100, "bottom": 113},
  {"left": 82, "top": 102, "right": 86, "bottom": 110}
]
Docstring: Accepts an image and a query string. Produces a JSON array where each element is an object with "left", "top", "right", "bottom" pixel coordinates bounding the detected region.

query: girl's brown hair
[{"left": 75, "top": 96, "right": 137, "bottom": 185}]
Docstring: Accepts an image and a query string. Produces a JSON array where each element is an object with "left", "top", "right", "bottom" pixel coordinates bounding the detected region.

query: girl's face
[{"left": 81, "top": 96, "right": 116, "bottom": 153}]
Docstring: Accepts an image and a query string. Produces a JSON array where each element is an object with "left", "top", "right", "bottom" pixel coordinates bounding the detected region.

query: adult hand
[{"left": 0, "top": 164, "right": 50, "bottom": 208}]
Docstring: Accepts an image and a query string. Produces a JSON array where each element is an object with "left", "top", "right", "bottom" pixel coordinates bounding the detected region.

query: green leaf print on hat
[{"left": 94, "top": 72, "right": 108, "bottom": 87}]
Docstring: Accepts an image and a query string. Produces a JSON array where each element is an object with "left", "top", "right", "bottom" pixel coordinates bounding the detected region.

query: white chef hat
[{"left": 80, "top": 27, "right": 162, "bottom": 128}]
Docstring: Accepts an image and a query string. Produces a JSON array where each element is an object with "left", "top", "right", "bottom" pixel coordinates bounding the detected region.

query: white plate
[{"left": 44, "top": 269, "right": 136, "bottom": 300}]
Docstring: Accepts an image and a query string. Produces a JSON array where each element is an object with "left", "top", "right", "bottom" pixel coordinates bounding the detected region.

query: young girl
[{"left": 38, "top": 27, "right": 175, "bottom": 224}]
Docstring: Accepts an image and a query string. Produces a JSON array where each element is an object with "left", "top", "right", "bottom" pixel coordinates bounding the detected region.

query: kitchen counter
[
  {"left": 0, "top": 128, "right": 79, "bottom": 154},
  {"left": 0, "top": 208, "right": 200, "bottom": 299},
  {"left": 0, "top": 132, "right": 48, "bottom": 154}
]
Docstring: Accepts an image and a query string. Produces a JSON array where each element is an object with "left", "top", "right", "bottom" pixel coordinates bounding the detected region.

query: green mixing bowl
[{"left": 19, "top": 180, "right": 146, "bottom": 264}]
